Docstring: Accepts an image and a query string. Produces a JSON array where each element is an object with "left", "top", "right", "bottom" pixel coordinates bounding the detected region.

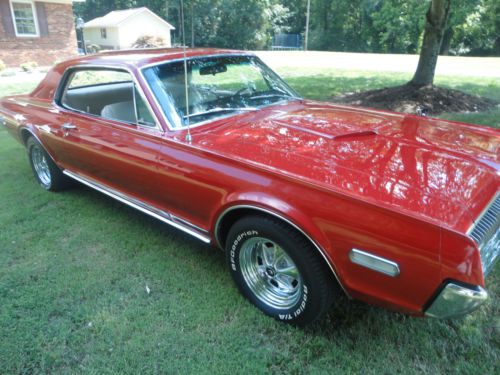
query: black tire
[
  {"left": 27, "top": 137, "right": 69, "bottom": 191},
  {"left": 226, "top": 215, "right": 340, "bottom": 326}
]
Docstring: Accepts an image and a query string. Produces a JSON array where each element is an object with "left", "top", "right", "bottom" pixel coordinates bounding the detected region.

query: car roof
[{"left": 60, "top": 48, "right": 252, "bottom": 70}]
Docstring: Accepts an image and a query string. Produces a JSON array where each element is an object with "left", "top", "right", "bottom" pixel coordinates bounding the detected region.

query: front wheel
[{"left": 226, "top": 215, "right": 340, "bottom": 326}]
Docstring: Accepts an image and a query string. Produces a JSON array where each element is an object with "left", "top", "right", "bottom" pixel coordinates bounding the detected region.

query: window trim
[
  {"left": 10, "top": 0, "right": 40, "bottom": 38},
  {"left": 55, "top": 66, "right": 163, "bottom": 133},
  {"left": 100, "top": 28, "right": 107, "bottom": 39}
]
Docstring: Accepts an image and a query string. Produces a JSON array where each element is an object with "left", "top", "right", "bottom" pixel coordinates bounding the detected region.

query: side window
[
  {"left": 61, "top": 69, "right": 156, "bottom": 127},
  {"left": 135, "top": 87, "right": 155, "bottom": 125}
]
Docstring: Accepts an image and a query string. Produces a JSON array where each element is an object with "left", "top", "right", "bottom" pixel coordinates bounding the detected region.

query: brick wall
[{"left": 0, "top": 1, "right": 77, "bottom": 67}]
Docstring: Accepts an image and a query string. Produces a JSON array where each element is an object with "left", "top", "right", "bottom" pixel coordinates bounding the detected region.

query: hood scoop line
[
  {"left": 274, "top": 121, "right": 379, "bottom": 140},
  {"left": 332, "top": 130, "right": 378, "bottom": 140}
]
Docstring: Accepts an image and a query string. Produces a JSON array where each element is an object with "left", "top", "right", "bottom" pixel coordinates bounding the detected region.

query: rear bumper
[{"left": 425, "top": 282, "right": 488, "bottom": 319}]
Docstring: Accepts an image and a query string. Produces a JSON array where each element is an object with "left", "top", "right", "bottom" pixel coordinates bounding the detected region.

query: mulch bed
[{"left": 331, "top": 84, "right": 498, "bottom": 116}]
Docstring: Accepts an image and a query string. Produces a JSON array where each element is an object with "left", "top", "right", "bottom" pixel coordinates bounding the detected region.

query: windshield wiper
[
  {"left": 183, "top": 107, "right": 257, "bottom": 120},
  {"left": 249, "top": 93, "right": 302, "bottom": 101}
]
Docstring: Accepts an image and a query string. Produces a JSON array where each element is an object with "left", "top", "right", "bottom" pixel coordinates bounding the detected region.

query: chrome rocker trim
[
  {"left": 349, "top": 248, "right": 400, "bottom": 277},
  {"left": 63, "top": 170, "right": 211, "bottom": 243},
  {"left": 425, "top": 282, "right": 488, "bottom": 319}
]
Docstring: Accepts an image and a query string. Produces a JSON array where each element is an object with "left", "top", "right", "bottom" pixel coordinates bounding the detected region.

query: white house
[{"left": 83, "top": 7, "right": 175, "bottom": 50}]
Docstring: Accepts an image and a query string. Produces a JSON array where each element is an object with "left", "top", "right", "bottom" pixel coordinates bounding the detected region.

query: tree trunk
[
  {"left": 494, "top": 36, "right": 500, "bottom": 56},
  {"left": 439, "top": 27, "right": 453, "bottom": 55},
  {"left": 410, "top": 0, "right": 452, "bottom": 87}
]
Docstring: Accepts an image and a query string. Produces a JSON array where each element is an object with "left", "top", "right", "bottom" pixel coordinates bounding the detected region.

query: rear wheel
[
  {"left": 226, "top": 215, "right": 340, "bottom": 326},
  {"left": 27, "top": 137, "right": 69, "bottom": 191}
]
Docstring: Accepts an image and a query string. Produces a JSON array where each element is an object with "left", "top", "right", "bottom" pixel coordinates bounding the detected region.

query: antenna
[{"left": 180, "top": 0, "right": 192, "bottom": 143}]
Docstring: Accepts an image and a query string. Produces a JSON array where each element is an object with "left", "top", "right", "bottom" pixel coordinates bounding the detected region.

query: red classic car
[{"left": 0, "top": 48, "right": 498, "bottom": 325}]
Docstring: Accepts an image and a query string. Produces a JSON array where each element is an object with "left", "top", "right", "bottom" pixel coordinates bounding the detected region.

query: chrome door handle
[
  {"left": 62, "top": 123, "right": 77, "bottom": 130},
  {"left": 62, "top": 122, "right": 77, "bottom": 137}
]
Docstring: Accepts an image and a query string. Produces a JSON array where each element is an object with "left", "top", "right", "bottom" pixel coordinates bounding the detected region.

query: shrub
[
  {"left": 0, "top": 59, "right": 6, "bottom": 71},
  {"left": 132, "top": 35, "right": 167, "bottom": 49},
  {"left": 86, "top": 44, "right": 101, "bottom": 54},
  {"left": 19, "top": 61, "right": 38, "bottom": 72}
]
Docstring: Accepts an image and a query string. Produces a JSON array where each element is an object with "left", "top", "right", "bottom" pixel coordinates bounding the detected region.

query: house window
[
  {"left": 10, "top": 1, "right": 39, "bottom": 37},
  {"left": 100, "top": 28, "right": 107, "bottom": 39}
]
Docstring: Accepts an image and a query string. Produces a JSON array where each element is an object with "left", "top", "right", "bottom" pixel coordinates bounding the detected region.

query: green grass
[
  {"left": 0, "top": 82, "right": 39, "bottom": 97},
  {"left": 0, "top": 127, "right": 498, "bottom": 374},
  {"left": 1, "top": 69, "right": 499, "bottom": 373},
  {"left": 273, "top": 67, "right": 500, "bottom": 128}
]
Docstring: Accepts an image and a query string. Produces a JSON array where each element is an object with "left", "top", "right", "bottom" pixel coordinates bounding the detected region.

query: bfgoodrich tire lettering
[{"left": 226, "top": 215, "right": 340, "bottom": 326}]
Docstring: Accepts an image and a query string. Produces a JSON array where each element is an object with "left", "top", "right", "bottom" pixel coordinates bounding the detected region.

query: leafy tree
[
  {"left": 370, "top": 0, "right": 428, "bottom": 53},
  {"left": 281, "top": 0, "right": 307, "bottom": 34},
  {"left": 73, "top": 0, "right": 499, "bottom": 55},
  {"left": 449, "top": 0, "right": 500, "bottom": 55}
]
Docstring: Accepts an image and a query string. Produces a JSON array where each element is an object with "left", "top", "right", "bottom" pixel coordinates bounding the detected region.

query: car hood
[{"left": 193, "top": 101, "right": 500, "bottom": 231}]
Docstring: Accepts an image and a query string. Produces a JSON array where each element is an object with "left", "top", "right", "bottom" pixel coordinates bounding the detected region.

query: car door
[{"left": 43, "top": 67, "right": 169, "bottom": 206}]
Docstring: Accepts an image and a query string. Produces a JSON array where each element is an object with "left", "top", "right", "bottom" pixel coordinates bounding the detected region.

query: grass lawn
[
  {"left": 273, "top": 67, "right": 500, "bottom": 128},
  {"left": 0, "top": 68, "right": 499, "bottom": 374}
]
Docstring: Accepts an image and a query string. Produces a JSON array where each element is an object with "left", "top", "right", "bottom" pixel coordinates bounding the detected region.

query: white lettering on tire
[
  {"left": 230, "top": 230, "right": 258, "bottom": 271},
  {"left": 293, "top": 285, "right": 308, "bottom": 318},
  {"left": 276, "top": 285, "right": 309, "bottom": 321}
]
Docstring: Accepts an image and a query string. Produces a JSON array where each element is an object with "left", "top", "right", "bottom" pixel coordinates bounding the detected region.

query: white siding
[
  {"left": 83, "top": 27, "right": 120, "bottom": 50},
  {"left": 118, "top": 12, "right": 172, "bottom": 48}
]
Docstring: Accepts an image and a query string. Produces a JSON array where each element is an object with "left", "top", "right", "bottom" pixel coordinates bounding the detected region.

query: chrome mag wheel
[
  {"left": 31, "top": 145, "right": 51, "bottom": 187},
  {"left": 239, "top": 237, "right": 303, "bottom": 309}
]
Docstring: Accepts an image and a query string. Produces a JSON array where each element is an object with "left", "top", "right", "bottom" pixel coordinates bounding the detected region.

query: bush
[
  {"left": 19, "top": 61, "right": 38, "bottom": 72},
  {"left": 86, "top": 44, "right": 101, "bottom": 54},
  {"left": 132, "top": 35, "right": 167, "bottom": 49},
  {"left": 0, "top": 60, "right": 6, "bottom": 71}
]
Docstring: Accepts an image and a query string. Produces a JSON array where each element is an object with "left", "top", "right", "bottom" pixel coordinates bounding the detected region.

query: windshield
[{"left": 142, "top": 55, "right": 301, "bottom": 128}]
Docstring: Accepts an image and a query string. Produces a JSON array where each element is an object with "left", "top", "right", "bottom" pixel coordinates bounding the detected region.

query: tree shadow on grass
[{"left": 284, "top": 74, "right": 499, "bottom": 103}]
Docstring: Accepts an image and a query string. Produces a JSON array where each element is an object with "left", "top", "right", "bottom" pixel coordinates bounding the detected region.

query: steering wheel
[{"left": 234, "top": 86, "right": 256, "bottom": 97}]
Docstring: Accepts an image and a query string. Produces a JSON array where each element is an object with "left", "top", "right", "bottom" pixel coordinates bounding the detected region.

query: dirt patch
[{"left": 331, "top": 84, "right": 498, "bottom": 115}]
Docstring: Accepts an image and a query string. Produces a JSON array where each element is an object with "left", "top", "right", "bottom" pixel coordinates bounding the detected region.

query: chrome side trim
[
  {"left": 425, "top": 282, "right": 488, "bottom": 319},
  {"left": 171, "top": 214, "right": 208, "bottom": 234},
  {"left": 349, "top": 248, "right": 400, "bottom": 277},
  {"left": 63, "top": 170, "right": 211, "bottom": 243},
  {"left": 214, "top": 204, "right": 350, "bottom": 297}
]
